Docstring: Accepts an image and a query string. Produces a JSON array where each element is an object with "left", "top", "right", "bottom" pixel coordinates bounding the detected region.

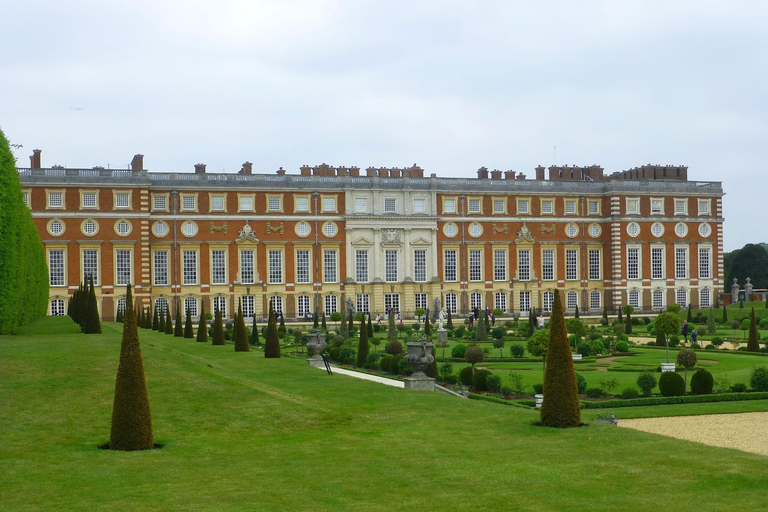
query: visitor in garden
[
  {"left": 691, "top": 329, "right": 698, "bottom": 345},
  {"left": 468, "top": 314, "right": 474, "bottom": 327},
  {"left": 682, "top": 320, "right": 689, "bottom": 344}
]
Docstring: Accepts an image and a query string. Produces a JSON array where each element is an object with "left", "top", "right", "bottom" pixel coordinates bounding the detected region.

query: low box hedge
[
  {"left": 580, "top": 391, "right": 768, "bottom": 409},
  {"left": 467, "top": 393, "right": 535, "bottom": 409}
]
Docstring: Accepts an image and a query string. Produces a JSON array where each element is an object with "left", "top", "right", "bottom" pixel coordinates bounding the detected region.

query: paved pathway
[{"left": 314, "top": 365, "right": 404, "bottom": 388}]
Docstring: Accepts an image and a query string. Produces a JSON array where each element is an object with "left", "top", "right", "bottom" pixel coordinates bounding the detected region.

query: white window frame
[
  {"left": 296, "top": 249, "right": 310, "bottom": 284},
  {"left": 651, "top": 246, "right": 665, "bottom": 280},
  {"left": 626, "top": 197, "right": 640, "bottom": 215},
  {"left": 518, "top": 249, "right": 531, "bottom": 281},
  {"left": 323, "top": 249, "right": 337, "bottom": 283},
  {"left": 385, "top": 250, "right": 398, "bottom": 282},
  {"left": 211, "top": 249, "right": 227, "bottom": 285},
  {"left": 469, "top": 249, "right": 482, "bottom": 282},
  {"left": 444, "top": 249, "right": 457, "bottom": 282},
  {"left": 588, "top": 249, "right": 600, "bottom": 281},
  {"left": 355, "top": 249, "right": 369, "bottom": 283},
  {"left": 542, "top": 249, "right": 554, "bottom": 281},
  {"left": 674, "top": 198, "right": 688, "bottom": 216},
  {"left": 268, "top": 250, "right": 283, "bottom": 284},
  {"left": 493, "top": 249, "right": 506, "bottom": 281},
  {"left": 182, "top": 250, "right": 198, "bottom": 285},
  {"left": 414, "top": 249, "right": 427, "bottom": 283},
  {"left": 49, "top": 249, "right": 66, "bottom": 287},
  {"left": 153, "top": 250, "right": 168, "bottom": 286}
]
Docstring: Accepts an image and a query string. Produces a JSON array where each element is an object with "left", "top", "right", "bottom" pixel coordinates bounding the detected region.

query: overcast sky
[{"left": 2, "top": 1, "right": 766, "bottom": 251}]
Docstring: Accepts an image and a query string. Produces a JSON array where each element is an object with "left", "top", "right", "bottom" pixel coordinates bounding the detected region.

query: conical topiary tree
[
  {"left": 722, "top": 304, "right": 728, "bottom": 324},
  {"left": 747, "top": 307, "right": 760, "bottom": 352},
  {"left": 164, "top": 309, "right": 173, "bottom": 335},
  {"left": 152, "top": 305, "right": 159, "bottom": 331},
  {"left": 264, "top": 303, "right": 281, "bottom": 358},
  {"left": 367, "top": 313, "right": 373, "bottom": 338},
  {"left": 313, "top": 310, "right": 319, "bottom": 329},
  {"left": 212, "top": 307, "right": 225, "bottom": 345},
  {"left": 388, "top": 311, "right": 397, "bottom": 341},
  {"left": 196, "top": 302, "right": 208, "bottom": 342},
  {"left": 158, "top": 306, "right": 166, "bottom": 332},
  {"left": 574, "top": 304, "right": 579, "bottom": 319},
  {"left": 174, "top": 301, "right": 183, "bottom": 337},
  {"left": 356, "top": 315, "right": 369, "bottom": 367},
  {"left": 476, "top": 312, "right": 487, "bottom": 341},
  {"left": 231, "top": 306, "right": 239, "bottom": 344},
  {"left": 116, "top": 307, "right": 123, "bottom": 323},
  {"left": 234, "top": 300, "right": 250, "bottom": 352},
  {"left": 540, "top": 290, "right": 581, "bottom": 428},
  {"left": 110, "top": 283, "right": 154, "bottom": 451},
  {"left": 250, "top": 317, "right": 259, "bottom": 346},
  {"left": 83, "top": 275, "right": 102, "bottom": 334},
  {"left": 618, "top": 307, "right": 623, "bottom": 323},
  {"left": 623, "top": 305, "right": 633, "bottom": 335},
  {"left": 602, "top": 306, "right": 608, "bottom": 324},
  {"left": 321, "top": 313, "right": 328, "bottom": 332},
  {"left": 184, "top": 307, "right": 194, "bottom": 339},
  {"left": 447, "top": 309, "right": 454, "bottom": 330},
  {"left": 145, "top": 307, "right": 152, "bottom": 329}
]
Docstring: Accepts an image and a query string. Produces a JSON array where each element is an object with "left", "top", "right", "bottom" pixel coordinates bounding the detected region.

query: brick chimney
[
  {"left": 535, "top": 166, "right": 546, "bottom": 180},
  {"left": 239, "top": 161, "right": 253, "bottom": 175},
  {"left": 131, "top": 154, "right": 144, "bottom": 171},
  {"left": 30, "top": 149, "right": 42, "bottom": 169},
  {"left": 194, "top": 163, "right": 206, "bottom": 174},
  {"left": 477, "top": 166, "right": 488, "bottom": 179},
  {"left": 491, "top": 169, "right": 502, "bottom": 180},
  {"left": 276, "top": 167, "right": 286, "bottom": 176}
]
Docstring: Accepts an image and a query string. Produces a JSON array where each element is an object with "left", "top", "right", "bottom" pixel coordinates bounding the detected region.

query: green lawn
[{"left": 2, "top": 317, "right": 768, "bottom": 511}]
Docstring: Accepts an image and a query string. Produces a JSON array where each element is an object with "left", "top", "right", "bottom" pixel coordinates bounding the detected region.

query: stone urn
[
  {"left": 405, "top": 339, "right": 435, "bottom": 377},
  {"left": 306, "top": 331, "right": 327, "bottom": 367}
]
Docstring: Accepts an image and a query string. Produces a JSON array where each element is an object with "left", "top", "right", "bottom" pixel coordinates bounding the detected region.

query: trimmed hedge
[
  {"left": 467, "top": 393, "right": 534, "bottom": 409},
  {"left": 581, "top": 392, "right": 768, "bottom": 409},
  {"left": 659, "top": 371, "right": 685, "bottom": 396},
  {"left": 690, "top": 369, "right": 714, "bottom": 395},
  {"left": 0, "top": 129, "right": 48, "bottom": 334}
]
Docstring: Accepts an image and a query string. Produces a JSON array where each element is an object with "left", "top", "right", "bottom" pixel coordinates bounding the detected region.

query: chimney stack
[
  {"left": 239, "top": 161, "right": 253, "bottom": 175},
  {"left": 276, "top": 166, "right": 286, "bottom": 176},
  {"left": 30, "top": 149, "right": 42, "bottom": 169},
  {"left": 477, "top": 166, "right": 488, "bottom": 179},
  {"left": 131, "top": 154, "right": 144, "bottom": 171},
  {"left": 194, "top": 163, "right": 206, "bottom": 174}
]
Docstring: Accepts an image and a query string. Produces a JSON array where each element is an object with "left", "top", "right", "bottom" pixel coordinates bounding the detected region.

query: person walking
[
  {"left": 691, "top": 329, "right": 698, "bottom": 346},
  {"left": 682, "top": 320, "right": 689, "bottom": 344}
]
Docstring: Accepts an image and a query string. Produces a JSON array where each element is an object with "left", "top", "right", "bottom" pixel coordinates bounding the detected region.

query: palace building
[{"left": 18, "top": 150, "right": 725, "bottom": 321}]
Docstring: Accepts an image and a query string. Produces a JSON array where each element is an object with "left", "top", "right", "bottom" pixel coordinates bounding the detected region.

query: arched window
[
  {"left": 297, "top": 295, "right": 311, "bottom": 318},
  {"left": 51, "top": 299, "right": 65, "bottom": 316},
  {"left": 590, "top": 291, "right": 601, "bottom": 310},
  {"left": 699, "top": 288, "right": 711, "bottom": 308},
  {"left": 494, "top": 292, "right": 507, "bottom": 312},
  {"left": 270, "top": 295, "right": 284, "bottom": 316},
  {"left": 543, "top": 291, "right": 554, "bottom": 312},
  {"left": 566, "top": 291, "right": 578, "bottom": 310},
  {"left": 653, "top": 289, "right": 665, "bottom": 309},
  {"left": 155, "top": 297, "right": 169, "bottom": 316},
  {"left": 212, "top": 296, "right": 227, "bottom": 318},
  {"left": 676, "top": 288, "right": 688, "bottom": 306},
  {"left": 628, "top": 290, "right": 640, "bottom": 308},
  {"left": 324, "top": 294, "right": 338, "bottom": 316},
  {"left": 470, "top": 292, "right": 483, "bottom": 312},
  {"left": 116, "top": 298, "right": 126, "bottom": 317},
  {"left": 184, "top": 296, "right": 198, "bottom": 317},
  {"left": 445, "top": 293, "right": 458, "bottom": 314}
]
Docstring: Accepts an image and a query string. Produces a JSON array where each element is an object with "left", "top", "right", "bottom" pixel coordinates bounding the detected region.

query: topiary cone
[
  {"left": 250, "top": 317, "right": 259, "bottom": 346},
  {"left": 196, "top": 302, "right": 208, "bottom": 342},
  {"left": 212, "top": 307, "right": 225, "bottom": 345},
  {"left": 110, "top": 283, "right": 154, "bottom": 451},
  {"left": 234, "top": 300, "right": 250, "bottom": 352},
  {"left": 158, "top": 306, "right": 166, "bottom": 332},
  {"left": 164, "top": 309, "right": 173, "bottom": 335},
  {"left": 540, "top": 290, "right": 581, "bottom": 428},
  {"left": 264, "top": 303, "right": 281, "bottom": 358},
  {"left": 174, "top": 301, "right": 183, "bottom": 337},
  {"left": 747, "top": 307, "right": 760, "bottom": 352},
  {"left": 184, "top": 308, "right": 194, "bottom": 338}
]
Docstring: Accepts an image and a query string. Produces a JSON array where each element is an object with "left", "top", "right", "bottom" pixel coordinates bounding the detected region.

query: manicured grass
[
  {"left": 607, "top": 400, "right": 768, "bottom": 419},
  {"left": 3, "top": 317, "right": 768, "bottom": 511}
]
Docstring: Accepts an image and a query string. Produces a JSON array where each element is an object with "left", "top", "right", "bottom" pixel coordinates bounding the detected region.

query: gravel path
[{"left": 620, "top": 412, "right": 768, "bottom": 457}]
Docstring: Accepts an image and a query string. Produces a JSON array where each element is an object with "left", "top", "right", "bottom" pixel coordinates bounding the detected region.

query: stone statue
[
  {"left": 345, "top": 297, "right": 356, "bottom": 315},
  {"left": 433, "top": 298, "right": 441, "bottom": 319},
  {"left": 438, "top": 308, "right": 446, "bottom": 330}
]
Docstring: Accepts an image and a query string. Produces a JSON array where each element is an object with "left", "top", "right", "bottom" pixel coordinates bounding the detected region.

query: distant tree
[
  {"left": 722, "top": 304, "right": 728, "bottom": 324},
  {"left": 687, "top": 305, "right": 692, "bottom": 323},
  {"left": 724, "top": 244, "right": 768, "bottom": 292},
  {"left": 370, "top": 333, "right": 381, "bottom": 353},
  {"left": 636, "top": 372, "right": 657, "bottom": 397},
  {"left": 602, "top": 306, "right": 609, "bottom": 324},
  {"left": 475, "top": 312, "right": 488, "bottom": 341},
  {"left": 184, "top": 308, "right": 194, "bottom": 338},
  {"left": 447, "top": 309, "right": 454, "bottom": 329},
  {"left": 109, "top": 284, "right": 153, "bottom": 451},
  {"left": 540, "top": 290, "right": 581, "bottom": 428},
  {"left": 618, "top": 307, "right": 623, "bottom": 323},
  {"left": 367, "top": 313, "right": 373, "bottom": 338},
  {"left": 356, "top": 316, "right": 369, "bottom": 367},
  {"left": 526, "top": 311, "right": 535, "bottom": 338},
  {"left": 234, "top": 300, "right": 250, "bottom": 352},
  {"left": 264, "top": 303, "right": 281, "bottom": 358},
  {"left": 527, "top": 329, "right": 550, "bottom": 380},
  {"left": 388, "top": 311, "right": 397, "bottom": 341},
  {"left": 566, "top": 318, "right": 587, "bottom": 352},
  {"left": 492, "top": 336, "right": 505, "bottom": 357},
  {"left": 676, "top": 348, "right": 698, "bottom": 391},
  {"left": 574, "top": 304, "right": 579, "bottom": 319},
  {"left": 747, "top": 307, "right": 760, "bottom": 352}
]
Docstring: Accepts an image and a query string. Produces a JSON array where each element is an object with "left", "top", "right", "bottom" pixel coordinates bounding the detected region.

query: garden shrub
[
  {"left": 509, "top": 344, "right": 525, "bottom": 358},
  {"left": 621, "top": 387, "right": 640, "bottom": 399},
  {"left": 442, "top": 375, "right": 459, "bottom": 384},
  {"left": 750, "top": 366, "right": 768, "bottom": 392},
  {"left": 590, "top": 340, "right": 605, "bottom": 354},
  {"left": 636, "top": 372, "right": 657, "bottom": 397},
  {"left": 454, "top": 326, "right": 466, "bottom": 338},
  {"left": 438, "top": 362, "right": 453, "bottom": 380},
  {"left": 730, "top": 383, "right": 748, "bottom": 393},
  {"left": 337, "top": 347, "right": 355, "bottom": 364},
  {"left": 379, "top": 355, "right": 393, "bottom": 372},
  {"left": 691, "top": 343, "right": 701, "bottom": 350},
  {"left": 585, "top": 387, "right": 604, "bottom": 398},
  {"left": 577, "top": 341, "right": 591, "bottom": 356},
  {"left": 385, "top": 340, "right": 403, "bottom": 355},
  {"left": 501, "top": 385, "right": 514, "bottom": 396},
  {"left": 668, "top": 335, "right": 680, "bottom": 347},
  {"left": 730, "top": 320, "right": 741, "bottom": 329},
  {"left": 451, "top": 344, "right": 468, "bottom": 358},
  {"left": 631, "top": 317, "right": 642, "bottom": 326},
  {"left": 712, "top": 337, "right": 724, "bottom": 347},
  {"left": 642, "top": 317, "right": 651, "bottom": 325},
  {"left": 659, "top": 372, "right": 686, "bottom": 397},
  {"left": 533, "top": 383, "right": 543, "bottom": 394},
  {"left": 472, "top": 369, "right": 492, "bottom": 391},
  {"left": 576, "top": 373, "right": 587, "bottom": 394},
  {"left": 389, "top": 355, "right": 404, "bottom": 374},
  {"left": 704, "top": 344, "right": 715, "bottom": 350},
  {"left": 397, "top": 359, "right": 414, "bottom": 376},
  {"left": 459, "top": 366, "right": 474, "bottom": 386},
  {"left": 690, "top": 369, "right": 714, "bottom": 394},
  {"left": 615, "top": 340, "right": 629, "bottom": 352},
  {"left": 485, "top": 374, "right": 503, "bottom": 393},
  {"left": 617, "top": 333, "right": 629, "bottom": 342},
  {"left": 508, "top": 372, "right": 526, "bottom": 395}
]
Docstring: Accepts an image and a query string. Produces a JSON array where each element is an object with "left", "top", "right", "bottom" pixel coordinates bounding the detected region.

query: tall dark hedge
[
  {"left": 196, "top": 302, "right": 208, "bottom": 342},
  {"left": 747, "top": 307, "right": 760, "bottom": 352},
  {"left": 158, "top": 306, "right": 166, "bottom": 332},
  {"left": 234, "top": 301, "right": 250, "bottom": 352},
  {"left": 184, "top": 308, "right": 194, "bottom": 338},
  {"left": 152, "top": 306, "right": 159, "bottom": 331},
  {"left": 250, "top": 318, "right": 259, "bottom": 346},
  {"left": 83, "top": 275, "right": 101, "bottom": 334},
  {"left": 356, "top": 315, "right": 369, "bottom": 367},
  {"left": 367, "top": 313, "right": 373, "bottom": 338},
  {"left": 110, "top": 283, "right": 154, "bottom": 451},
  {"left": 264, "top": 303, "right": 281, "bottom": 358},
  {"left": 164, "top": 309, "right": 173, "bottom": 335},
  {"left": 0, "top": 129, "right": 48, "bottom": 334},
  {"left": 540, "top": 291, "right": 581, "bottom": 427},
  {"left": 212, "top": 307, "right": 225, "bottom": 346}
]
